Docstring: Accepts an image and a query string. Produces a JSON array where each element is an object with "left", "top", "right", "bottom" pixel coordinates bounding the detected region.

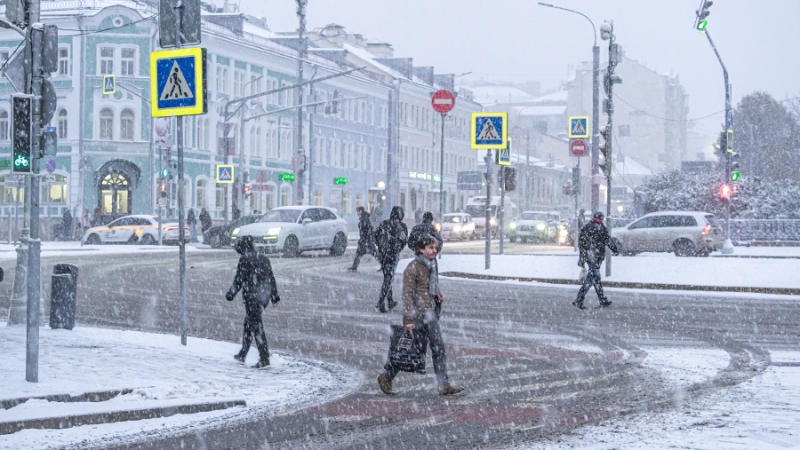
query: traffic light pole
[
  {"left": 499, "top": 162, "right": 505, "bottom": 255},
  {"left": 484, "top": 150, "right": 492, "bottom": 270},
  {"left": 439, "top": 113, "right": 446, "bottom": 228},
  {"left": 173, "top": 0, "right": 187, "bottom": 346},
  {"left": 603, "top": 24, "right": 619, "bottom": 278},
  {"left": 591, "top": 45, "right": 600, "bottom": 214}
]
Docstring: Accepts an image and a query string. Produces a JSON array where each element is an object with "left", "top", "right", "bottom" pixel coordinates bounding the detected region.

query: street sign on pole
[
  {"left": 11, "top": 94, "right": 32, "bottom": 174},
  {"left": 471, "top": 112, "right": 507, "bottom": 150},
  {"left": 150, "top": 47, "right": 207, "bottom": 117},
  {"left": 431, "top": 89, "right": 455, "bottom": 114},
  {"left": 570, "top": 138, "right": 588, "bottom": 157},
  {"left": 568, "top": 116, "right": 590, "bottom": 139},
  {"left": 497, "top": 138, "right": 512, "bottom": 166},
  {"left": 159, "top": 0, "right": 201, "bottom": 48},
  {"left": 726, "top": 128, "right": 734, "bottom": 153},
  {"left": 3, "top": 48, "right": 25, "bottom": 92},
  {"left": 102, "top": 74, "right": 115, "bottom": 95},
  {"left": 45, "top": 157, "right": 56, "bottom": 174},
  {"left": 216, "top": 164, "right": 234, "bottom": 184},
  {"left": 457, "top": 171, "right": 483, "bottom": 191}
]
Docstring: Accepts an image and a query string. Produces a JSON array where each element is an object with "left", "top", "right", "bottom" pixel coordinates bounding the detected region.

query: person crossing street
[
  {"left": 574, "top": 211, "right": 619, "bottom": 309},
  {"left": 374, "top": 206, "right": 408, "bottom": 313},
  {"left": 347, "top": 206, "right": 376, "bottom": 272}
]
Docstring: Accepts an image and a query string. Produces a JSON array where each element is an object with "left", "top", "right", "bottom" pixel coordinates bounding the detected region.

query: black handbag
[{"left": 388, "top": 324, "right": 428, "bottom": 374}]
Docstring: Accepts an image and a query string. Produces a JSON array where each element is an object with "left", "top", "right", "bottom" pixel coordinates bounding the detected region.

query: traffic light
[
  {"left": 562, "top": 182, "right": 571, "bottom": 195},
  {"left": 731, "top": 183, "right": 740, "bottom": 201},
  {"left": 719, "top": 183, "right": 731, "bottom": 201},
  {"left": 696, "top": 0, "right": 713, "bottom": 31},
  {"left": 11, "top": 95, "right": 32, "bottom": 174},
  {"left": 598, "top": 124, "right": 612, "bottom": 176},
  {"left": 244, "top": 183, "right": 253, "bottom": 197},
  {"left": 504, "top": 167, "right": 517, "bottom": 192},
  {"left": 730, "top": 152, "right": 740, "bottom": 182},
  {"left": 161, "top": 167, "right": 169, "bottom": 179},
  {"left": 160, "top": 182, "right": 167, "bottom": 198}
]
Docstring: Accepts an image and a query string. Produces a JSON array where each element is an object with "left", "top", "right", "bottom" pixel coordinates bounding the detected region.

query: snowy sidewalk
[
  {"left": 0, "top": 324, "right": 357, "bottom": 449},
  {"left": 400, "top": 253, "right": 800, "bottom": 293}
]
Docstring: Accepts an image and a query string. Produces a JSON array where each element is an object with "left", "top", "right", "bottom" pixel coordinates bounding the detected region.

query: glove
[
  {"left": 225, "top": 291, "right": 235, "bottom": 301},
  {"left": 272, "top": 295, "right": 281, "bottom": 304}
]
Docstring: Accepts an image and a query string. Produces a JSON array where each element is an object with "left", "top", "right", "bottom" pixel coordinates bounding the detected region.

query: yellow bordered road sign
[
  {"left": 102, "top": 74, "right": 115, "bottom": 95},
  {"left": 150, "top": 47, "right": 208, "bottom": 117},
  {"left": 216, "top": 164, "right": 234, "bottom": 184},
  {"left": 471, "top": 112, "right": 507, "bottom": 150},
  {"left": 498, "top": 138, "right": 512, "bottom": 166},
  {"left": 568, "top": 116, "right": 590, "bottom": 139}
]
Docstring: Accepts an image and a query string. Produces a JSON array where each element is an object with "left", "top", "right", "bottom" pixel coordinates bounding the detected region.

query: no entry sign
[
  {"left": 570, "top": 139, "right": 587, "bottom": 157},
  {"left": 431, "top": 89, "right": 455, "bottom": 114}
]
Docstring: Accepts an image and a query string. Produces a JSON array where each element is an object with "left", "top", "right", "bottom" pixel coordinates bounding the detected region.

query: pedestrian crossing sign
[
  {"left": 471, "top": 112, "right": 508, "bottom": 150},
  {"left": 216, "top": 164, "right": 234, "bottom": 184},
  {"left": 568, "top": 116, "right": 590, "bottom": 139},
  {"left": 102, "top": 74, "right": 115, "bottom": 95},
  {"left": 497, "top": 138, "right": 512, "bottom": 166},
  {"left": 150, "top": 47, "right": 207, "bottom": 117}
]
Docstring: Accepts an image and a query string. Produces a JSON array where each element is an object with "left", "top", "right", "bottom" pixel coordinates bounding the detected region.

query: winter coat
[
  {"left": 374, "top": 206, "right": 408, "bottom": 262},
  {"left": 226, "top": 237, "right": 280, "bottom": 306},
  {"left": 357, "top": 212, "right": 375, "bottom": 247},
  {"left": 199, "top": 210, "right": 212, "bottom": 232},
  {"left": 408, "top": 220, "right": 443, "bottom": 253},
  {"left": 578, "top": 218, "right": 618, "bottom": 268},
  {"left": 402, "top": 258, "right": 438, "bottom": 326},
  {"left": 187, "top": 209, "right": 197, "bottom": 225}
]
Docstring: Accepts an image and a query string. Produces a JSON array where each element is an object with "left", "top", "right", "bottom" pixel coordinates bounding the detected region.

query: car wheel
[
  {"left": 140, "top": 234, "right": 156, "bottom": 245},
  {"left": 521, "top": 237, "right": 528, "bottom": 244},
  {"left": 283, "top": 235, "right": 299, "bottom": 258},
  {"left": 208, "top": 234, "right": 221, "bottom": 249},
  {"left": 673, "top": 239, "right": 695, "bottom": 257},
  {"left": 329, "top": 232, "right": 347, "bottom": 257},
  {"left": 86, "top": 234, "right": 101, "bottom": 245},
  {"left": 510, "top": 236, "right": 517, "bottom": 243}
]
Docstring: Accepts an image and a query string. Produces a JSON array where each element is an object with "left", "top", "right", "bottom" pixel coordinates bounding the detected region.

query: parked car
[
  {"left": 230, "top": 206, "right": 348, "bottom": 257},
  {"left": 508, "top": 211, "right": 560, "bottom": 243},
  {"left": 611, "top": 211, "right": 724, "bottom": 256},
  {"left": 439, "top": 213, "right": 476, "bottom": 241},
  {"left": 82, "top": 215, "right": 188, "bottom": 245},
  {"left": 203, "top": 215, "right": 261, "bottom": 248}
]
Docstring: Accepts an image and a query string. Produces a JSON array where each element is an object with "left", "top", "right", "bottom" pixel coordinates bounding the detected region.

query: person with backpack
[
  {"left": 574, "top": 211, "right": 619, "bottom": 309},
  {"left": 407, "top": 211, "right": 442, "bottom": 254},
  {"left": 378, "top": 233, "right": 462, "bottom": 396},
  {"left": 226, "top": 236, "right": 280, "bottom": 369},
  {"left": 374, "top": 206, "right": 408, "bottom": 313}
]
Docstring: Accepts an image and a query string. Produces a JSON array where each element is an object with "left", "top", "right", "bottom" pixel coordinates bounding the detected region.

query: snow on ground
[
  {"left": 0, "top": 241, "right": 217, "bottom": 263},
  {"left": 399, "top": 253, "right": 800, "bottom": 289},
  {"left": 0, "top": 324, "right": 359, "bottom": 449},
  {"left": 499, "top": 350, "right": 800, "bottom": 450}
]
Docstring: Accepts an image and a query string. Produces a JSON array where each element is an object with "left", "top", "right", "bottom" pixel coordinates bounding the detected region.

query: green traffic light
[
  {"left": 161, "top": 167, "right": 169, "bottom": 178},
  {"left": 697, "top": 20, "right": 707, "bottom": 31},
  {"left": 731, "top": 171, "right": 740, "bottom": 182}
]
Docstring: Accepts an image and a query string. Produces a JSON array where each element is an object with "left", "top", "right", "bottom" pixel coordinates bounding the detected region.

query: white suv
[
  {"left": 611, "top": 211, "right": 724, "bottom": 257},
  {"left": 230, "top": 206, "right": 348, "bottom": 257}
]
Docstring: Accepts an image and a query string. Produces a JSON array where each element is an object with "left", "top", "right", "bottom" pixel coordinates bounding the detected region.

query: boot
[
  {"left": 378, "top": 373, "right": 393, "bottom": 395},
  {"left": 252, "top": 360, "right": 271, "bottom": 370},
  {"left": 233, "top": 354, "right": 246, "bottom": 365},
  {"left": 438, "top": 383, "right": 463, "bottom": 396},
  {"left": 599, "top": 299, "right": 612, "bottom": 307},
  {"left": 387, "top": 299, "right": 398, "bottom": 311},
  {"left": 375, "top": 303, "right": 387, "bottom": 313},
  {"left": 572, "top": 301, "right": 587, "bottom": 310}
]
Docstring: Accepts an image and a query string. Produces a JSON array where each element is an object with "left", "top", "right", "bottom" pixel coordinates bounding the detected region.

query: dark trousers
[
  {"left": 238, "top": 302, "right": 270, "bottom": 363},
  {"left": 384, "top": 316, "right": 449, "bottom": 387},
  {"left": 576, "top": 264, "right": 607, "bottom": 303},
  {"left": 350, "top": 242, "right": 375, "bottom": 270},
  {"left": 378, "top": 255, "right": 399, "bottom": 307}
]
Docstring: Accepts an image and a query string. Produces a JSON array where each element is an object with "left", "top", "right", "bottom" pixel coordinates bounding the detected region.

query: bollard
[{"left": 50, "top": 263, "right": 79, "bottom": 330}]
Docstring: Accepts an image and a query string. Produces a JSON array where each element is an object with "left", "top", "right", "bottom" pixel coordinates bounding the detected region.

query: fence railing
[{"left": 725, "top": 219, "right": 800, "bottom": 243}]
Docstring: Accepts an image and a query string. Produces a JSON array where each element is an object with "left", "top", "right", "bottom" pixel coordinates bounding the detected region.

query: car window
[
  {"left": 704, "top": 215, "right": 721, "bottom": 227},
  {"left": 444, "top": 215, "right": 461, "bottom": 223},
  {"left": 520, "top": 212, "right": 549, "bottom": 221},
  {"left": 318, "top": 209, "right": 337, "bottom": 221},
  {"left": 629, "top": 217, "right": 653, "bottom": 229},
  {"left": 679, "top": 216, "right": 697, "bottom": 227},
  {"left": 134, "top": 218, "right": 150, "bottom": 226},
  {"left": 259, "top": 209, "right": 301, "bottom": 223},
  {"left": 114, "top": 218, "right": 133, "bottom": 227}
]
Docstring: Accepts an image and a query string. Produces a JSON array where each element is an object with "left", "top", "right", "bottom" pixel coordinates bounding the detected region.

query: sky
[{"left": 237, "top": 0, "right": 799, "bottom": 132}]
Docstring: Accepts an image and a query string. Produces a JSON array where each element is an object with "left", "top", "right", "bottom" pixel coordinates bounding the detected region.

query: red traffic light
[{"left": 719, "top": 183, "right": 731, "bottom": 200}]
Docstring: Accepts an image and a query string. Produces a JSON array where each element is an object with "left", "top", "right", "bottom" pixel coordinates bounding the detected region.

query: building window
[
  {"left": 0, "top": 50, "right": 9, "bottom": 67},
  {"left": 99, "top": 108, "right": 113, "bottom": 140},
  {"left": 280, "top": 184, "right": 292, "bottom": 206},
  {"left": 196, "top": 179, "right": 206, "bottom": 208},
  {"left": 215, "top": 186, "right": 223, "bottom": 208},
  {"left": 120, "top": 109, "right": 134, "bottom": 141},
  {"left": 58, "top": 46, "right": 69, "bottom": 76},
  {"left": 356, "top": 193, "right": 364, "bottom": 210},
  {"left": 0, "top": 175, "right": 24, "bottom": 204},
  {"left": 265, "top": 183, "right": 276, "bottom": 210},
  {"left": 234, "top": 70, "right": 244, "bottom": 97},
  {"left": 250, "top": 75, "right": 261, "bottom": 97},
  {"left": 342, "top": 191, "right": 351, "bottom": 214},
  {"left": 217, "top": 66, "right": 229, "bottom": 94},
  {"left": 197, "top": 118, "right": 205, "bottom": 149},
  {"left": 41, "top": 174, "right": 67, "bottom": 204},
  {"left": 120, "top": 48, "right": 135, "bottom": 76},
  {"left": 100, "top": 47, "right": 114, "bottom": 75},
  {"left": 313, "top": 189, "right": 323, "bottom": 206},
  {"left": 57, "top": 109, "right": 67, "bottom": 139},
  {"left": 0, "top": 111, "right": 8, "bottom": 141}
]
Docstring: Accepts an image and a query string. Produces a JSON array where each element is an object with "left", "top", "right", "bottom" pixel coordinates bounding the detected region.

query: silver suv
[{"left": 611, "top": 211, "right": 724, "bottom": 256}]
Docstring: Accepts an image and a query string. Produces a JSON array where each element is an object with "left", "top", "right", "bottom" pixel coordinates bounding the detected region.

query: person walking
[
  {"left": 378, "top": 234, "right": 463, "bottom": 396},
  {"left": 226, "top": 236, "right": 280, "bottom": 369},
  {"left": 62, "top": 208, "right": 73, "bottom": 241},
  {"left": 408, "top": 211, "right": 442, "bottom": 254},
  {"left": 574, "top": 211, "right": 619, "bottom": 309},
  {"left": 187, "top": 208, "right": 198, "bottom": 243},
  {"left": 374, "top": 206, "right": 408, "bottom": 313},
  {"left": 347, "top": 206, "right": 376, "bottom": 271},
  {"left": 199, "top": 207, "right": 212, "bottom": 234}
]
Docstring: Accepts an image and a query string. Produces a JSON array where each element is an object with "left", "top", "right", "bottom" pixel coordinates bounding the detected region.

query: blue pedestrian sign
[
  {"left": 102, "top": 74, "right": 115, "bottom": 95},
  {"left": 216, "top": 164, "right": 234, "bottom": 184},
  {"left": 471, "top": 112, "right": 508, "bottom": 150},
  {"left": 497, "top": 139, "right": 512, "bottom": 166},
  {"left": 568, "top": 116, "right": 590, "bottom": 139},
  {"left": 150, "top": 47, "right": 207, "bottom": 117}
]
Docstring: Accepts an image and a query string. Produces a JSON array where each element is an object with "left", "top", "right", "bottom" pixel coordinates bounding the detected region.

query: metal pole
[
  {"left": 499, "top": 163, "right": 505, "bottom": 255},
  {"left": 484, "top": 150, "right": 492, "bottom": 269},
  {"left": 604, "top": 28, "right": 617, "bottom": 279},
  {"left": 574, "top": 159, "right": 580, "bottom": 252},
  {"left": 239, "top": 103, "right": 246, "bottom": 214},
  {"left": 294, "top": 0, "right": 306, "bottom": 205},
  {"left": 158, "top": 147, "right": 163, "bottom": 245},
  {"left": 591, "top": 45, "right": 600, "bottom": 213},
  {"left": 525, "top": 130, "right": 530, "bottom": 211},
  {"left": 439, "top": 113, "right": 445, "bottom": 222},
  {"left": 386, "top": 88, "right": 396, "bottom": 217},
  {"left": 174, "top": 0, "right": 187, "bottom": 346}
]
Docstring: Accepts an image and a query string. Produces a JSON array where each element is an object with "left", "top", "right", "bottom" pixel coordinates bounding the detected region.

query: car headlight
[
  {"left": 267, "top": 227, "right": 281, "bottom": 236},
  {"left": 232, "top": 227, "right": 240, "bottom": 235},
  {"left": 509, "top": 222, "right": 517, "bottom": 229},
  {"left": 435, "top": 223, "right": 441, "bottom": 231},
  {"left": 559, "top": 229, "right": 568, "bottom": 236},
  {"left": 490, "top": 217, "right": 497, "bottom": 226},
  {"left": 536, "top": 223, "right": 546, "bottom": 230},
  {"left": 452, "top": 225, "right": 461, "bottom": 233}
]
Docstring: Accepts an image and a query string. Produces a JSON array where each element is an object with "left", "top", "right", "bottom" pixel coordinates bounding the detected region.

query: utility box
[{"left": 50, "top": 264, "right": 79, "bottom": 330}]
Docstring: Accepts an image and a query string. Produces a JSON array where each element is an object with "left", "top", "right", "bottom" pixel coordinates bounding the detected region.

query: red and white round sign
[
  {"left": 570, "top": 139, "right": 587, "bottom": 157},
  {"left": 431, "top": 89, "right": 456, "bottom": 114}
]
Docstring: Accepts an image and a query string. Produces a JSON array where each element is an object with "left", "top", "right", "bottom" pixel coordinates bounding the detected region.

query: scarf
[{"left": 415, "top": 254, "right": 439, "bottom": 298}]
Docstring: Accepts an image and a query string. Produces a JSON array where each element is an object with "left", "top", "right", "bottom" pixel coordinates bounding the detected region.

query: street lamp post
[{"left": 538, "top": 2, "right": 600, "bottom": 214}]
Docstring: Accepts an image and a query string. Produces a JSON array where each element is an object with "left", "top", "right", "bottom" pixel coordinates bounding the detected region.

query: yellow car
[{"left": 82, "top": 214, "right": 189, "bottom": 245}]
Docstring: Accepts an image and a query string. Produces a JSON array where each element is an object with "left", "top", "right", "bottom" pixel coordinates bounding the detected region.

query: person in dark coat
[
  {"left": 408, "top": 211, "right": 442, "bottom": 254},
  {"left": 574, "top": 211, "right": 619, "bottom": 309},
  {"left": 62, "top": 209, "right": 73, "bottom": 241},
  {"left": 187, "top": 208, "right": 198, "bottom": 243},
  {"left": 233, "top": 208, "right": 242, "bottom": 221},
  {"left": 226, "top": 236, "right": 280, "bottom": 369},
  {"left": 347, "top": 206, "right": 376, "bottom": 271},
  {"left": 199, "top": 207, "right": 212, "bottom": 234},
  {"left": 374, "top": 206, "right": 408, "bottom": 313}
]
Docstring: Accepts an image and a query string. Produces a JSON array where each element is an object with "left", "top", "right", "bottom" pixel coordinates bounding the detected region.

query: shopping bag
[
  {"left": 388, "top": 325, "right": 427, "bottom": 374},
  {"left": 579, "top": 267, "right": 588, "bottom": 283}
]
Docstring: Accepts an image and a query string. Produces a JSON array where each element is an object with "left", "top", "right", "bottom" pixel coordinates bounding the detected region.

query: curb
[
  {"left": 0, "top": 399, "right": 246, "bottom": 435},
  {"left": 440, "top": 271, "right": 800, "bottom": 296},
  {"left": 1, "top": 388, "right": 134, "bottom": 410}
]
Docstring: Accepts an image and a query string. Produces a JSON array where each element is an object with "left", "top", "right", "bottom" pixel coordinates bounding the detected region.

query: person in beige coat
[{"left": 378, "top": 234, "right": 462, "bottom": 396}]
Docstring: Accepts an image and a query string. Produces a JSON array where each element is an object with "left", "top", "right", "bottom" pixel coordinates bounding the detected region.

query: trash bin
[{"left": 50, "top": 263, "right": 79, "bottom": 330}]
